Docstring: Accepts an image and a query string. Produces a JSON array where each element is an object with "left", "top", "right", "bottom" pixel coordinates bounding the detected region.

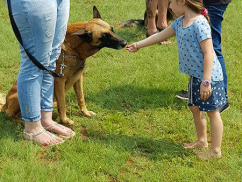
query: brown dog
[{"left": 1, "top": 6, "right": 127, "bottom": 124}]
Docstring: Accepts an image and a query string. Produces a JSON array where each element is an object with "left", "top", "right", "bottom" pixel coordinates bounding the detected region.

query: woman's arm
[{"left": 126, "top": 25, "right": 175, "bottom": 52}]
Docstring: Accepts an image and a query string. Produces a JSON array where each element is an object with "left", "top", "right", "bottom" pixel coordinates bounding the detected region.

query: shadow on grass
[
  {"left": 65, "top": 83, "right": 192, "bottom": 160},
  {"left": 79, "top": 129, "right": 193, "bottom": 161},
  {"left": 0, "top": 112, "right": 23, "bottom": 141},
  {"left": 68, "top": 84, "right": 186, "bottom": 112},
  {"left": 0, "top": 111, "right": 193, "bottom": 162}
]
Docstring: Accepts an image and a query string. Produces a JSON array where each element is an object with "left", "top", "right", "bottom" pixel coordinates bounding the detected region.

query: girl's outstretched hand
[{"left": 126, "top": 43, "right": 139, "bottom": 52}]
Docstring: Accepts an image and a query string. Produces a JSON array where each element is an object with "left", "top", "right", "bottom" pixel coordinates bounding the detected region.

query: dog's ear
[
  {"left": 72, "top": 29, "right": 93, "bottom": 43},
  {"left": 93, "top": 6, "right": 102, "bottom": 19}
]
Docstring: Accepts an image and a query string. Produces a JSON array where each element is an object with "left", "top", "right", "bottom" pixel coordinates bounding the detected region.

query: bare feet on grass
[{"left": 183, "top": 141, "right": 208, "bottom": 149}]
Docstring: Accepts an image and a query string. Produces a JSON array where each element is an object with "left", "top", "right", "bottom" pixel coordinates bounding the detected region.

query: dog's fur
[{"left": 1, "top": 6, "right": 127, "bottom": 124}]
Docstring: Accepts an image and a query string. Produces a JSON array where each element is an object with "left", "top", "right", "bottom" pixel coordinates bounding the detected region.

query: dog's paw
[
  {"left": 82, "top": 110, "right": 96, "bottom": 117},
  {"left": 61, "top": 118, "right": 74, "bottom": 125}
]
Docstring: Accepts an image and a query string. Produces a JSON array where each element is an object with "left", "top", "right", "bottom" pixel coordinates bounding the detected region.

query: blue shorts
[{"left": 187, "top": 77, "right": 227, "bottom": 112}]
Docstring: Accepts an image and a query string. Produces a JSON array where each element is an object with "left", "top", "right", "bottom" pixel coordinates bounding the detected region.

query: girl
[{"left": 126, "top": 0, "right": 227, "bottom": 160}]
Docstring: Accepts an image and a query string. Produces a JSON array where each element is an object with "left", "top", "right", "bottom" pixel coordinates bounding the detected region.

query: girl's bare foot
[
  {"left": 196, "top": 149, "right": 222, "bottom": 160},
  {"left": 183, "top": 141, "right": 208, "bottom": 149}
]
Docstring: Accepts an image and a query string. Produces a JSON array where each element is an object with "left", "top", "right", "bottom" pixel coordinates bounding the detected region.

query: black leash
[{"left": 6, "top": 0, "right": 62, "bottom": 77}]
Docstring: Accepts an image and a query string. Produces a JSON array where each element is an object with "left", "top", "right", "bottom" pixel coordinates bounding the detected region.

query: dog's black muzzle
[{"left": 99, "top": 33, "right": 127, "bottom": 50}]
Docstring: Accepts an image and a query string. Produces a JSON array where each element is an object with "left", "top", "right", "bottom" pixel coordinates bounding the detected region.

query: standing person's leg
[
  {"left": 11, "top": 0, "right": 64, "bottom": 145},
  {"left": 40, "top": 0, "right": 69, "bottom": 119},
  {"left": 184, "top": 106, "right": 208, "bottom": 149},
  {"left": 197, "top": 110, "right": 223, "bottom": 160},
  {"left": 40, "top": 0, "right": 75, "bottom": 138},
  {"left": 157, "top": 0, "right": 169, "bottom": 30},
  {"left": 146, "top": 0, "right": 158, "bottom": 36},
  {"left": 157, "top": 0, "right": 171, "bottom": 44},
  {"left": 205, "top": 5, "right": 228, "bottom": 99}
]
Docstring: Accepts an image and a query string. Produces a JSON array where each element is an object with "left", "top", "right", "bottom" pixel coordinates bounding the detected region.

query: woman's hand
[
  {"left": 200, "top": 83, "right": 212, "bottom": 100},
  {"left": 126, "top": 43, "right": 139, "bottom": 52}
]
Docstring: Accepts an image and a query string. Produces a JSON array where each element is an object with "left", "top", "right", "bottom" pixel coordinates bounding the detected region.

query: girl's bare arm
[
  {"left": 126, "top": 25, "right": 175, "bottom": 52},
  {"left": 200, "top": 38, "right": 214, "bottom": 100}
]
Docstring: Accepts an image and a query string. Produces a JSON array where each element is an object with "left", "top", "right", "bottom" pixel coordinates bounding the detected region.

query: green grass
[{"left": 1, "top": 0, "right": 242, "bottom": 181}]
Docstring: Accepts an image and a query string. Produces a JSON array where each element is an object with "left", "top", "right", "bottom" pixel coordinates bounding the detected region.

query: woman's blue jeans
[
  {"left": 10, "top": 0, "right": 70, "bottom": 122},
  {"left": 205, "top": 5, "right": 229, "bottom": 99}
]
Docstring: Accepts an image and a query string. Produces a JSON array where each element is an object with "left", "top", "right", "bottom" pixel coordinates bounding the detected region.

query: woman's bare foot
[
  {"left": 24, "top": 121, "right": 64, "bottom": 146},
  {"left": 183, "top": 141, "right": 208, "bottom": 149},
  {"left": 196, "top": 149, "right": 222, "bottom": 160},
  {"left": 41, "top": 111, "right": 75, "bottom": 139},
  {"left": 43, "top": 121, "right": 75, "bottom": 139}
]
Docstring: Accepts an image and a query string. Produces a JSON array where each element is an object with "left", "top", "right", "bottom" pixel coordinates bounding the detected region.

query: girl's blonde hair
[{"left": 183, "top": 0, "right": 210, "bottom": 23}]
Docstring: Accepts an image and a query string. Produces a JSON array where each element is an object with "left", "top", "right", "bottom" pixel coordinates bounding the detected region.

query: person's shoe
[
  {"left": 176, "top": 90, "right": 188, "bottom": 100},
  {"left": 146, "top": 30, "right": 159, "bottom": 37},
  {"left": 157, "top": 27, "right": 164, "bottom": 32},
  {"left": 219, "top": 102, "right": 230, "bottom": 114}
]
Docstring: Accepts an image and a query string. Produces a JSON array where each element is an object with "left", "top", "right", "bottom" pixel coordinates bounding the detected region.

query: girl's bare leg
[
  {"left": 184, "top": 106, "right": 208, "bottom": 149},
  {"left": 197, "top": 109, "right": 223, "bottom": 160}
]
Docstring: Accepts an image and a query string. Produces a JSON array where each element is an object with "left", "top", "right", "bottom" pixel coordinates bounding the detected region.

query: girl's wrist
[
  {"left": 202, "top": 80, "right": 211, "bottom": 87},
  {"left": 201, "top": 79, "right": 214, "bottom": 86},
  {"left": 136, "top": 42, "right": 139, "bottom": 50}
]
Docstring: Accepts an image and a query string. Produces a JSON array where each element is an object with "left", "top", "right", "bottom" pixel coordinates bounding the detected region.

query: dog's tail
[{"left": 0, "top": 93, "right": 6, "bottom": 111}]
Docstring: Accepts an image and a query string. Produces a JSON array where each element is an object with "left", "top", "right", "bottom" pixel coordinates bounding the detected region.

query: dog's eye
[{"left": 103, "top": 33, "right": 111, "bottom": 38}]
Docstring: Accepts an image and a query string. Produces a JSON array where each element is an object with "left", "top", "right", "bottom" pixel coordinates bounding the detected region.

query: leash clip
[
  {"left": 59, "top": 50, "right": 78, "bottom": 77},
  {"left": 59, "top": 63, "right": 66, "bottom": 77},
  {"left": 59, "top": 51, "right": 67, "bottom": 77}
]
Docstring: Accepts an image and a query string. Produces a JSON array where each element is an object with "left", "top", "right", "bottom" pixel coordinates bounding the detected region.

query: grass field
[{"left": 0, "top": 0, "right": 242, "bottom": 181}]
